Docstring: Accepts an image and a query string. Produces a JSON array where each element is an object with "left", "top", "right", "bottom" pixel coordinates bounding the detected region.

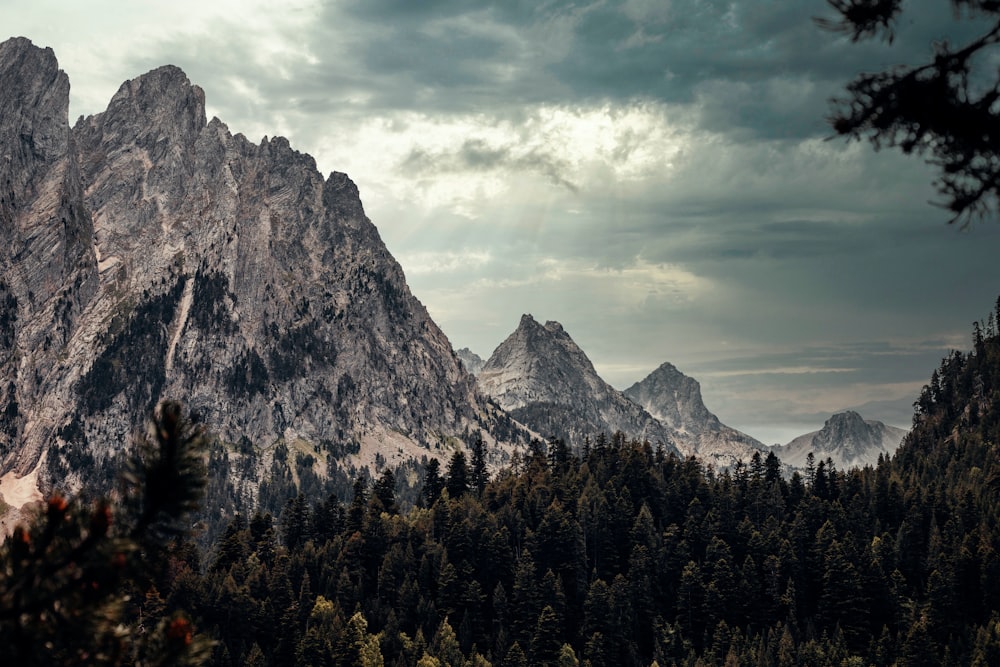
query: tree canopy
[{"left": 10, "top": 306, "right": 1000, "bottom": 664}]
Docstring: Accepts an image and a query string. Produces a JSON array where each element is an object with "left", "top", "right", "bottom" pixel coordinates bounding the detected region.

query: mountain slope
[
  {"left": 478, "top": 314, "right": 677, "bottom": 452},
  {"left": 624, "top": 362, "right": 767, "bottom": 468},
  {"left": 0, "top": 38, "right": 523, "bottom": 499},
  {"left": 772, "top": 410, "right": 907, "bottom": 469}
]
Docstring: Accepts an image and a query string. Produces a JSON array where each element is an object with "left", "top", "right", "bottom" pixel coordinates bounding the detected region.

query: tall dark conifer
[
  {"left": 447, "top": 450, "right": 470, "bottom": 498},
  {"left": 373, "top": 468, "right": 397, "bottom": 514},
  {"left": 422, "top": 458, "right": 445, "bottom": 507},
  {"left": 471, "top": 432, "right": 489, "bottom": 497},
  {"left": 0, "top": 401, "right": 212, "bottom": 665}
]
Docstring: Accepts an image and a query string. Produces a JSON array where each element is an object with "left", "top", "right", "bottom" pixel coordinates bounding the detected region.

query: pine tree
[
  {"left": 511, "top": 550, "right": 541, "bottom": 644},
  {"left": 818, "top": 540, "right": 870, "bottom": 650},
  {"left": 297, "top": 596, "right": 338, "bottom": 667},
  {"left": 0, "top": 400, "right": 212, "bottom": 665},
  {"left": 556, "top": 643, "right": 580, "bottom": 667},
  {"left": 429, "top": 616, "right": 464, "bottom": 667},
  {"left": 447, "top": 450, "right": 470, "bottom": 498},
  {"left": 374, "top": 468, "right": 398, "bottom": 514},
  {"left": 346, "top": 474, "right": 368, "bottom": 534},
  {"left": 282, "top": 493, "right": 311, "bottom": 549},
  {"left": 471, "top": 431, "right": 489, "bottom": 497},
  {"left": 502, "top": 641, "right": 529, "bottom": 667},
  {"left": 677, "top": 561, "right": 706, "bottom": 644},
  {"left": 422, "top": 458, "right": 445, "bottom": 507},
  {"left": 820, "top": 0, "right": 1000, "bottom": 223},
  {"left": 244, "top": 642, "right": 267, "bottom": 667},
  {"left": 212, "top": 514, "right": 249, "bottom": 572},
  {"left": 531, "top": 605, "right": 564, "bottom": 666},
  {"left": 348, "top": 610, "right": 385, "bottom": 667}
]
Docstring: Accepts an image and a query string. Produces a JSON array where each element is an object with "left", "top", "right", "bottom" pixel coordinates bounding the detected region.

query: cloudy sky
[{"left": 5, "top": 1, "right": 1000, "bottom": 444}]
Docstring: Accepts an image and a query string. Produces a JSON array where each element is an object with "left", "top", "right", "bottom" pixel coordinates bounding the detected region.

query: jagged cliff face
[
  {"left": 773, "top": 410, "right": 908, "bottom": 470},
  {"left": 0, "top": 38, "right": 100, "bottom": 478},
  {"left": 624, "top": 362, "right": 720, "bottom": 431},
  {"left": 456, "top": 347, "right": 484, "bottom": 376},
  {"left": 0, "top": 38, "right": 521, "bottom": 496},
  {"left": 478, "top": 314, "right": 678, "bottom": 453},
  {"left": 624, "top": 362, "right": 766, "bottom": 469}
]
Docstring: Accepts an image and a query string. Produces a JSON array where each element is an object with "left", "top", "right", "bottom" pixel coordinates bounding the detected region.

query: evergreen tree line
[
  {"left": 151, "top": 303, "right": 1000, "bottom": 665},
  {"left": 6, "top": 302, "right": 1000, "bottom": 665}
]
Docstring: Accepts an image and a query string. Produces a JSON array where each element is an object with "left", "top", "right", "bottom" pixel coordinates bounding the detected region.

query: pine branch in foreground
[{"left": 0, "top": 400, "right": 213, "bottom": 666}]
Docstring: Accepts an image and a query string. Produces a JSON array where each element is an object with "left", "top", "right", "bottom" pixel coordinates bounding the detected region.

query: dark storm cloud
[
  {"left": 401, "top": 139, "right": 579, "bottom": 192},
  {"left": 120, "top": 0, "right": 1000, "bottom": 149},
  {"left": 294, "top": 0, "right": 993, "bottom": 138}
]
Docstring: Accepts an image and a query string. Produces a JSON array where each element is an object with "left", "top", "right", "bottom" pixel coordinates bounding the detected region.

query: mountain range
[
  {"left": 477, "top": 314, "right": 677, "bottom": 453},
  {"left": 0, "top": 37, "right": 526, "bottom": 505},
  {"left": 471, "top": 314, "right": 906, "bottom": 471},
  {"left": 476, "top": 314, "right": 769, "bottom": 467},
  {"left": 0, "top": 37, "right": 906, "bottom": 521},
  {"left": 771, "top": 410, "right": 908, "bottom": 470}
]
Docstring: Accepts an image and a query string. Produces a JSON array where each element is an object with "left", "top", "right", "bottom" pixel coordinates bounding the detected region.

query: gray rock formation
[
  {"left": 624, "top": 362, "right": 767, "bottom": 469},
  {"left": 478, "top": 315, "right": 678, "bottom": 453},
  {"left": 456, "top": 347, "right": 485, "bottom": 376},
  {"left": 772, "top": 411, "right": 908, "bottom": 470},
  {"left": 0, "top": 38, "right": 525, "bottom": 502}
]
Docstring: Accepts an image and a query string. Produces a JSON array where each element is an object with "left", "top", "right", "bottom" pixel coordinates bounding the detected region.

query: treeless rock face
[
  {"left": 625, "top": 361, "right": 769, "bottom": 469},
  {"left": 0, "top": 37, "right": 526, "bottom": 505},
  {"left": 0, "top": 464, "right": 42, "bottom": 508}
]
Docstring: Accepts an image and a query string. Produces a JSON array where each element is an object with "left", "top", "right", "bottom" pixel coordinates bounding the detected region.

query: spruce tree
[
  {"left": 374, "top": 468, "right": 398, "bottom": 514},
  {"left": 470, "top": 432, "right": 489, "bottom": 497},
  {"left": 422, "top": 458, "right": 445, "bottom": 507},
  {"left": 446, "top": 450, "right": 470, "bottom": 498}
]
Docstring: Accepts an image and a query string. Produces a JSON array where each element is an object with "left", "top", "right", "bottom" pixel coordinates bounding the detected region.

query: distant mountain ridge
[
  {"left": 477, "top": 314, "right": 768, "bottom": 465},
  {"left": 456, "top": 347, "right": 485, "bottom": 375},
  {"left": 624, "top": 362, "right": 768, "bottom": 468},
  {"left": 477, "top": 314, "right": 677, "bottom": 452},
  {"left": 772, "top": 410, "right": 907, "bottom": 470},
  {"left": 475, "top": 316, "right": 906, "bottom": 472}
]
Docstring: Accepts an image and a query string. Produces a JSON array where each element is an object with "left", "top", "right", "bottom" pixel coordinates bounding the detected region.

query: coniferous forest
[{"left": 7, "top": 303, "right": 1000, "bottom": 666}]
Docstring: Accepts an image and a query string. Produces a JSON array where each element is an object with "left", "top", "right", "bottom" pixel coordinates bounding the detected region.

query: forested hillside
[
  {"left": 151, "top": 303, "right": 1000, "bottom": 666},
  {"left": 6, "top": 303, "right": 1000, "bottom": 666}
]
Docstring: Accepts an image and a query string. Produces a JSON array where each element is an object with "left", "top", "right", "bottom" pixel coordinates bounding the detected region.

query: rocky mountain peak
[
  {"left": 513, "top": 313, "right": 566, "bottom": 337},
  {"left": 0, "top": 38, "right": 527, "bottom": 507},
  {"left": 824, "top": 409, "right": 864, "bottom": 427},
  {"left": 324, "top": 170, "right": 367, "bottom": 223},
  {"left": 625, "top": 361, "right": 719, "bottom": 430},
  {"left": 478, "top": 316, "right": 675, "bottom": 451},
  {"left": 479, "top": 315, "right": 600, "bottom": 410},
  {"left": 96, "top": 65, "right": 206, "bottom": 154},
  {"left": 624, "top": 361, "right": 765, "bottom": 468},
  {"left": 0, "top": 37, "right": 64, "bottom": 107},
  {"left": 813, "top": 411, "right": 879, "bottom": 458},
  {"left": 0, "top": 37, "right": 71, "bottom": 184},
  {"left": 118, "top": 64, "right": 200, "bottom": 106},
  {"left": 820, "top": 409, "right": 864, "bottom": 433},
  {"left": 774, "top": 411, "right": 908, "bottom": 470}
]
